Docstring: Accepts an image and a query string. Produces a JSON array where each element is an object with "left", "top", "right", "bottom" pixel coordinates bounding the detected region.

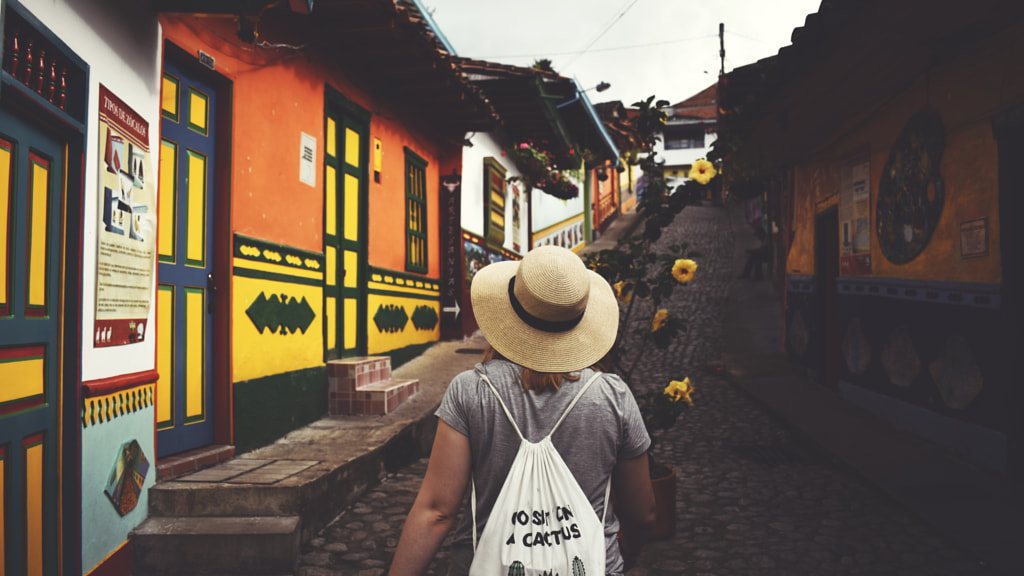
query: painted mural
[
  {"left": 367, "top": 266, "right": 440, "bottom": 355},
  {"left": 232, "top": 234, "right": 325, "bottom": 383},
  {"left": 876, "top": 109, "right": 946, "bottom": 265}
]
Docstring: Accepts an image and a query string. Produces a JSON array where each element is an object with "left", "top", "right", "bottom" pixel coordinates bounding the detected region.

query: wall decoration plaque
[{"left": 876, "top": 109, "right": 946, "bottom": 264}]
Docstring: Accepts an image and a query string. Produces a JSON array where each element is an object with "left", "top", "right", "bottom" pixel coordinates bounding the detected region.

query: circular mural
[
  {"left": 876, "top": 109, "right": 946, "bottom": 264},
  {"left": 881, "top": 324, "right": 920, "bottom": 388}
]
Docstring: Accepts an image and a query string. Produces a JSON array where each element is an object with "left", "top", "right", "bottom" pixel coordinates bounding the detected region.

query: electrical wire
[
  {"left": 560, "top": 0, "right": 643, "bottom": 70},
  {"left": 474, "top": 33, "right": 716, "bottom": 61}
]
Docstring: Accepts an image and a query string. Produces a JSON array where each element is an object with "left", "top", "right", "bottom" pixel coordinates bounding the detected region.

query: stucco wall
[{"left": 787, "top": 19, "right": 1024, "bottom": 283}]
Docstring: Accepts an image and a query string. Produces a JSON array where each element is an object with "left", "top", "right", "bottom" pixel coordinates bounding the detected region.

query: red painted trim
[
  {"left": 0, "top": 395, "right": 44, "bottom": 417},
  {"left": 23, "top": 431, "right": 44, "bottom": 447},
  {"left": 0, "top": 344, "right": 45, "bottom": 360},
  {"left": 85, "top": 540, "right": 130, "bottom": 576},
  {"left": 82, "top": 369, "right": 159, "bottom": 398}
]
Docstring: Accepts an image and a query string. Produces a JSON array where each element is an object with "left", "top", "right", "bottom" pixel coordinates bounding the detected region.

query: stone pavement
[{"left": 295, "top": 201, "right": 1008, "bottom": 575}]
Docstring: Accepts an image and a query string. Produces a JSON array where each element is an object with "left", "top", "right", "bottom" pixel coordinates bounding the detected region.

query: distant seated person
[{"left": 738, "top": 226, "right": 769, "bottom": 281}]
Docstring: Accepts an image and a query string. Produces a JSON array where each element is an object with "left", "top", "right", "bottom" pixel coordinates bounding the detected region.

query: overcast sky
[{"left": 423, "top": 0, "right": 822, "bottom": 107}]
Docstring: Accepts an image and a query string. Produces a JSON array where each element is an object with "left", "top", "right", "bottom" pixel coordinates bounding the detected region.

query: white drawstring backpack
[{"left": 469, "top": 369, "right": 611, "bottom": 576}]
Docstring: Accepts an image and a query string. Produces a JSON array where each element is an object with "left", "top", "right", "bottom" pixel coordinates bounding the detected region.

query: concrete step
[
  {"left": 129, "top": 515, "right": 300, "bottom": 575},
  {"left": 156, "top": 444, "right": 235, "bottom": 481}
]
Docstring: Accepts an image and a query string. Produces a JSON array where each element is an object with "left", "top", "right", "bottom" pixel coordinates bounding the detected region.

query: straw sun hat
[{"left": 471, "top": 245, "right": 619, "bottom": 373}]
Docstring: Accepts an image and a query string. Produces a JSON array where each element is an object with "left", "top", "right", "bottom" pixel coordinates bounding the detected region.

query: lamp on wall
[{"left": 556, "top": 81, "right": 611, "bottom": 109}]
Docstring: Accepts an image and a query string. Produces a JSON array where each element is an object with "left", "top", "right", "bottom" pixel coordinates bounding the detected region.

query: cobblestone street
[{"left": 297, "top": 204, "right": 995, "bottom": 576}]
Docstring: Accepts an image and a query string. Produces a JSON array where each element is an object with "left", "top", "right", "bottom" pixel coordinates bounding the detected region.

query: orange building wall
[
  {"left": 786, "top": 19, "right": 1024, "bottom": 284},
  {"left": 161, "top": 15, "right": 444, "bottom": 278}
]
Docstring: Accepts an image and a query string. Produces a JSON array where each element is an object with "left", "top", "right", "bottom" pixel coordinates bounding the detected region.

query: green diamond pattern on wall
[
  {"left": 411, "top": 305, "right": 439, "bottom": 331},
  {"left": 373, "top": 304, "right": 409, "bottom": 333},
  {"left": 245, "top": 292, "right": 316, "bottom": 334}
]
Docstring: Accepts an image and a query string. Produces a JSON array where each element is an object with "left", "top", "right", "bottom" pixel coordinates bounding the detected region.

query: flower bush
[{"left": 585, "top": 95, "right": 721, "bottom": 473}]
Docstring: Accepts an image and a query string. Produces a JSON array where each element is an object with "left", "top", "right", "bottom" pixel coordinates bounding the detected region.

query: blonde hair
[{"left": 483, "top": 346, "right": 584, "bottom": 392}]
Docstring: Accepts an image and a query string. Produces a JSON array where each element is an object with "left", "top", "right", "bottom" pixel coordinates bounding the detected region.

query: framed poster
[
  {"left": 839, "top": 147, "right": 871, "bottom": 275},
  {"left": 960, "top": 217, "right": 988, "bottom": 258},
  {"left": 94, "top": 85, "right": 156, "bottom": 347}
]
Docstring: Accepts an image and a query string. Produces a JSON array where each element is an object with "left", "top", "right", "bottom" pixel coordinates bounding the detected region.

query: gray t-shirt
[{"left": 435, "top": 359, "right": 651, "bottom": 576}]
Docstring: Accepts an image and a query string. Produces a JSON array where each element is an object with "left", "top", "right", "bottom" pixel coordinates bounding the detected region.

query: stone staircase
[{"left": 129, "top": 356, "right": 421, "bottom": 575}]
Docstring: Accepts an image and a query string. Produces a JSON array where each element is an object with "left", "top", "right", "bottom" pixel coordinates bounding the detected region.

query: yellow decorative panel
[
  {"left": 188, "top": 89, "right": 209, "bottom": 134},
  {"left": 186, "top": 150, "right": 207, "bottom": 266},
  {"left": 366, "top": 293, "right": 440, "bottom": 355},
  {"left": 326, "top": 296, "right": 336, "bottom": 351},
  {"left": 27, "top": 158, "right": 50, "bottom": 309},
  {"left": 1, "top": 143, "right": 10, "bottom": 310},
  {"left": 185, "top": 288, "right": 205, "bottom": 421},
  {"left": 161, "top": 74, "right": 179, "bottom": 119},
  {"left": 345, "top": 128, "right": 359, "bottom": 168},
  {"left": 344, "top": 299, "right": 357, "bottom": 350},
  {"left": 157, "top": 285, "right": 174, "bottom": 427},
  {"left": 344, "top": 250, "right": 357, "bottom": 288},
  {"left": 326, "top": 118, "right": 336, "bottom": 158},
  {"left": 325, "top": 245, "right": 336, "bottom": 287},
  {"left": 230, "top": 263, "right": 324, "bottom": 383},
  {"left": 326, "top": 164, "right": 337, "bottom": 236},
  {"left": 26, "top": 438, "right": 43, "bottom": 576},
  {"left": 373, "top": 138, "right": 382, "bottom": 174},
  {"left": 159, "top": 140, "right": 177, "bottom": 261},
  {"left": 0, "top": 349, "right": 44, "bottom": 406},
  {"left": 344, "top": 174, "right": 358, "bottom": 241}
]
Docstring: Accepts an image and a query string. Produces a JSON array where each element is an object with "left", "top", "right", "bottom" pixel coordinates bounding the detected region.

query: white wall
[
  {"left": 461, "top": 132, "right": 528, "bottom": 254},
  {"left": 22, "top": 0, "right": 163, "bottom": 381}
]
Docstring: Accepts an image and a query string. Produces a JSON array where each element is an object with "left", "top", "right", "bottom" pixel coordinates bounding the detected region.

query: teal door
[{"left": 0, "top": 101, "right": 65, "bottom": 576}]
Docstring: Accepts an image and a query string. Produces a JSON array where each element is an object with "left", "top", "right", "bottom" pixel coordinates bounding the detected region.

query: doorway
[{"left": 816, "top": 208, "right": 840, "bottom": 389}]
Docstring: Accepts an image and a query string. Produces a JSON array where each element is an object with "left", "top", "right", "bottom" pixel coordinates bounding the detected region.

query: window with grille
[
  {"left": 405, "top": 148, "right": 428, "bottom": 273},
  {"left": 483, "top": 157, "right": 506, "bottom": 251}
]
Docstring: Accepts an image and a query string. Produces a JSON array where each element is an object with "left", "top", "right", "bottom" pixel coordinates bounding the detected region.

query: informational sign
[
  {"left": 94, "top": 85, "right": 156, "bottom": 347},
  {"left": 440, "top": 173, "right": 463, "bottom": 339},
  {"left": 300, "top": 132, "right": 316, "bottom": 187},
  {"left": 840, "top": 148, "right": 871, "bottom": 275}
]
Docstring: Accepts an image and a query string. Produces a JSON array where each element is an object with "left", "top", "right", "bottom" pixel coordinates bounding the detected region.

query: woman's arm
[
  {"left": 612, "top": 452, "right": 656, "bottom": 569},
  {"left": 388, "top": 420, "right": 471, "bottom": 575}
]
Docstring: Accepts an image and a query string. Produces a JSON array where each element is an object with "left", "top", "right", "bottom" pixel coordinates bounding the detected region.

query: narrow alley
[{"left": 295, "top": 201, "right": 996, "bottom": 576}]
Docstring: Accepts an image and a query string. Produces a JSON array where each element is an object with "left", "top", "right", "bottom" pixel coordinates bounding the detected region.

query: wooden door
[
  {"left": 324, "top": 104, "right": 368, "bottom": 358},
  {"left": 0, "top": 100, "right": 65, "bottom": 576},
  {"left": 155, "top": 58, "right": 216, "bottom": 457}
]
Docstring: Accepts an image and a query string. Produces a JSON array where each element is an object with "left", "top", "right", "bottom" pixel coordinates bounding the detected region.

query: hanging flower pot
[{"left": 535, "top": 172, "right": 579, "bottom": 200}]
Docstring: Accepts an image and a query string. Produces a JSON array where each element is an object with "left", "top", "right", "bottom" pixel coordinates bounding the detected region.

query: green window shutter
[
  {"left": 404, "top": 147, "right": 428, "bottom": 273},
  {"left": 483, "top": 157, "right": 506, "bottom": 251}
]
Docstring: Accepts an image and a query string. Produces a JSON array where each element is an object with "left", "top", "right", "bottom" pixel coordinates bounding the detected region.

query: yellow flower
[
  {"left": 671, "top": 259, "right": 697, "bottom": 284},
  {"left": 651, "top": 309, "right": 668, "bottom": 332},
  {"left": 688, "top": 159, "right": 717, "bottom": 185},
  {"left": 613, "top": 281, "right": 633, "bottom": 303},
  {"left": 664, "top": 377, "right": 694, "bottom": 405}
]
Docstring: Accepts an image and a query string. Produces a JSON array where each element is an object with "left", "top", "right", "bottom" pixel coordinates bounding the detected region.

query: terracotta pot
[{"left": 649, "top": 464, "right": 676, "bottom": 540}]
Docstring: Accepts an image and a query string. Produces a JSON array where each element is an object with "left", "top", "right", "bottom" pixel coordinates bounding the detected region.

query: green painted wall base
[
  {"left": 233, "top": 366, "right": 327, "bottom": 454},
  {"left": 386, "top": 342, "right": 434, "bottom": 370}
]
